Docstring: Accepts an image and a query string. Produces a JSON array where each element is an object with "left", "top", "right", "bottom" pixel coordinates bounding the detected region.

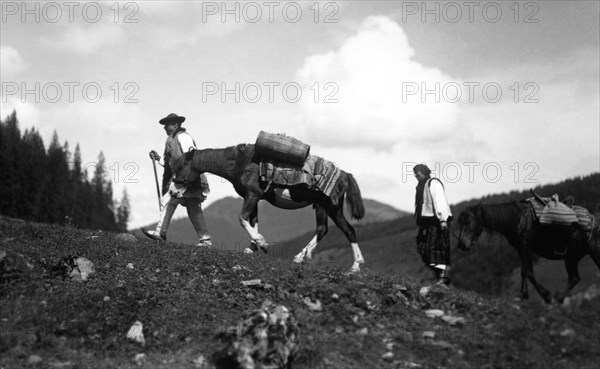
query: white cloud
[
  {"left": 40, "top": 22, "right": 124, "bottom": 55},
  {"left": 296, "top": 16, "right": 460, "bottom": 150},
  {"left": 0, "top": 45, "right": 27, "bottom": 76},
  {"left": 139, "top": 2, "right": 244, "bottom": 50}
]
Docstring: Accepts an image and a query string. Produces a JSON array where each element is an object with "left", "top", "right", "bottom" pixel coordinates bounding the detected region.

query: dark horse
[
  {"left": 174, "top": 144, "right": 366, "bottom": 273},
  {"left": 456, "top": 201, "right": 600, "bottom": 303}
]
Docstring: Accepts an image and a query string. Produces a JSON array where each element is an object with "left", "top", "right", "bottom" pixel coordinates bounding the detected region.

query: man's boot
[
  {"left": 435, "top": 266, "right": 451, "bottom": 286},
  {"left": 196, "top": 235, "right": 212, "bottom": 247},
  {"left": 142, "top": 228, "right": 166, "bottom": 241}
]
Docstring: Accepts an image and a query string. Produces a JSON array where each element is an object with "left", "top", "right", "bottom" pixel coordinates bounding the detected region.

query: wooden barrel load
[{"left": 255, "top": 131, "right": 310, "bottom": 166}]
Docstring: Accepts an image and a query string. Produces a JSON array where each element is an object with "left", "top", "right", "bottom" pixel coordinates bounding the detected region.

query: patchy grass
[{"left": 1, "top": 216, "right": 599, "bottom": 369}]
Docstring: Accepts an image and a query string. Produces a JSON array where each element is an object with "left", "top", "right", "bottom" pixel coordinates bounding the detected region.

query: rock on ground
[
  {"left": 0, "top": 250, "right": 34, "bottom": 282},
  {"left": 116, "top": 233, "right": 138, "bottom": 243},
  {"left": 51, "top": 256, "right": 95, "bottom": 282},
  {"left": 212, "top": 303, "right": 299, "bottom": 369}
]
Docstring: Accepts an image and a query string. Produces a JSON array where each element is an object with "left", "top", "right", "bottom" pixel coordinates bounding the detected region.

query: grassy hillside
[{"left": 1, "top": 216, "right": 599, "bottom": 369}]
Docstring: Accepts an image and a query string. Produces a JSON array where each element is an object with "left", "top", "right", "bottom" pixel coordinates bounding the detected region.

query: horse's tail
[{"left": 345, "top": 173, "right": 365, "bottom": 221}]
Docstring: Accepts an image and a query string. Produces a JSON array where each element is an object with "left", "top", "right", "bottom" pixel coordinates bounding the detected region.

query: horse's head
[
  {"left": 171, "top": 149, "right": 201, "bottom": 187},
  {"left": 456, "top": 202, "right": 485, "bottom": 251}
]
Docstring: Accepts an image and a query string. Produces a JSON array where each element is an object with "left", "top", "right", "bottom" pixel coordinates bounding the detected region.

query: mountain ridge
[{"left": 134, "top": 197, "right": 409, "bottom": 250}]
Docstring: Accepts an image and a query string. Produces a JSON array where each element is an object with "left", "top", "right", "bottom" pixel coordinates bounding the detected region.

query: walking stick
[{"left": 151, "top": 157, "right": 163, "bottom": 211}]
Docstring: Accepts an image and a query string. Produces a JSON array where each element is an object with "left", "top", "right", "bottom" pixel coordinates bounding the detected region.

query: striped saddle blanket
[
  {"left": 259, "top": 155, "right": 342, "bottom": 200},
  {"left": 528, "top": 196, "right": 594, "bottom": 231}
]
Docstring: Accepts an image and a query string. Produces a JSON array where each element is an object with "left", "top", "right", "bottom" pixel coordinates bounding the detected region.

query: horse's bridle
[
  {"left": 454, "top": 223, "right": 476, "bottom": 251},
  {"left": 454, "top": 205, "right": 484, "bottom": 251}
]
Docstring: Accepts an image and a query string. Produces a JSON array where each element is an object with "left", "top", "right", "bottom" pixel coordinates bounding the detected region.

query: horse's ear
[
  {"left": 564, "top": 196, "right": 575, "bottom": 208},
  {"left": 184, "top": 149, "right": 195, "bottom": 161}
]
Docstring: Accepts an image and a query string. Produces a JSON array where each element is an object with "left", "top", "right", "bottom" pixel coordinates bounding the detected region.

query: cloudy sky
[{"left": 2, "top": 1, "right": 598, "bottom": 228}]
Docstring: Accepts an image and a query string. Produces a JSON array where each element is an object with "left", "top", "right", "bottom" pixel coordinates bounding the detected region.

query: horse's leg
[
  {"left": 512, "top": 216, "right": 553, "bottom": 303},
  {"left": 518, "top": 247, "right": 552, "bottom": 303},
  {"left": 588, "top": 227, "right": 600, "bottom": 270},
  {"left": 329, "top": 206, "right": 364, "bottom": 273},
  {"left": 556, "top": 256, "right": 582, "bottom": 302},
  {"left": 243, "top": 205, "right": 260, "bottom": 254},
  {"left": 239, "top": 194, "right": 268, "bottom": 252},
  {"left": 506, "top": 235, "right": 531, "bottom": 300},
  {"left": 516, "top": 249, "right": 530, "bottom": 300},
  {"left": 293, "top": 205, "right": 328, "bottom": 263}
]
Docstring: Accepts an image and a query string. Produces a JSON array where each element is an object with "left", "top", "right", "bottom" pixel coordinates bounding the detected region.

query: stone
[
  {"left": 303, "top": 297, "right": 323, "bottom": 312},
  {"left": 382, "top": 352, "right": 394, "bottom": 361},
  {"left": 441, "top": 315, "right": 466, "bottom": 325},
  {"left": 116, "top": 233, "right": 138, "bottom": 243},
  {"left": 0, "top": 250, "right": 34, "bottom": 282},
  {"left": 193, "top": 355, "right": 208, "bottom": 368},
  {"left": 70, "top": 257, "right": 94, "bottom": 281},
  {"left": 52, "top": 256, "right": 94, "bottom": 282},
  {"left": 419, "top": 286, "right": 431, "bottom": 297},
  {"left": 425, "top": 309, "right": 445, "bottom": 318},
  {"left": 126, "top": 263, "right": 134, "bottom": 270},
  {"left": 133, "top": 353, "right": 146, "bottom": 365},
  {"left": 212, "top": 304, "right": 299, "bottom": 369},
  {"left": 560, "top": 328, "right": 576, "bottom": 338},
  {"left": 240, "top": 279, "right": 262, "bottom": 287},
  {"left": 126, "top": 321, "right": 145, "bottom": 345},
  {"left": 27, "top": 355, "right": 42, "bottom": 366},
  {"left": 399, "top": 362, "right": 422, "bottom": 368},
  {"left": 422, "top": 331, "right": 436, "bottom": 340},
  {"left": 357, "top": 327, "right": 368, "bottom": 335}
]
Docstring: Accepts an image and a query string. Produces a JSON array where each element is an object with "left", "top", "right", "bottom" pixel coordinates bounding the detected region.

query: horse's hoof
[
  {"left": 349, "top": 264, "right": 361, "bottom": 274},
  {"left": 247, "top": 242, "right": 259, "bottom": 253},
  {"left": 257, "top": 243, "right": 269, "bottom": 253},
  {"left": 293, "top": 256, "right": 304, "bottom": 264}
]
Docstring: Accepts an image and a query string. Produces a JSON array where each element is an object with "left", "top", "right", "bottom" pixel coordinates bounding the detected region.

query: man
[
  {"left": 413, "top": 163, "right": 452, "bottom": 285},
  {"left": 142, "top": 113, "right": 212, "bottom": 247}
]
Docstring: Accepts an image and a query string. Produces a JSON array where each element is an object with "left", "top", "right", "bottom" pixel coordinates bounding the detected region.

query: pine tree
[
  {"left": 69, "top": 144, "right": 85, "bottom": 225},
  {"left": 39, "top": 131, "right": 70, "bottom": 223},
  {"left": 91, "top": 151, "right": 117, "bottom": 230},
  {"left": 116, "top": 188, "right": 131, "bottom": 232},
  {"left": 20, "top": 128, "right": 46, "bottom": 219},
  {"left": 0, "top": 111, "right": 125, "bottom": 231},
  {"left": 0, "top": 111, "right": 21, "bottom": 216}
]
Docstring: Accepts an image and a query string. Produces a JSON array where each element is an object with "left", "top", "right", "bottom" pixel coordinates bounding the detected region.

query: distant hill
[
  {"left": 134, "top": 197, "right": 408, "bottom": 251},
  {"left": 276, "top": 173, "right": 600, "bottom": 297}
]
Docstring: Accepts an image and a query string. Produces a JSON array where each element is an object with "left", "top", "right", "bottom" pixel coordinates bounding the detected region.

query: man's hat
[{"left": 159, "top": 113, "right": 185, "bottom": 125}]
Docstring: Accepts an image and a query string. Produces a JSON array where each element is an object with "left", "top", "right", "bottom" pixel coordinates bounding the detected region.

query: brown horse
[
  {"left": 456, "top": 201, "right": 600, "bottom": 303},
  {"left": 175, "top": 144, "right": 366, "bottom": 273}
]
